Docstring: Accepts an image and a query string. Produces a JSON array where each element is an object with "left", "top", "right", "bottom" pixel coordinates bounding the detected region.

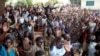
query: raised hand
[{"left": 64, "top": 40, "right": 71, "bottom": 52}]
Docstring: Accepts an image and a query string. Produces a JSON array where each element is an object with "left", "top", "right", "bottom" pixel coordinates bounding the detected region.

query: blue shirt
[{"left": 0, "top": 45, "right": 16, "bottom": 56}]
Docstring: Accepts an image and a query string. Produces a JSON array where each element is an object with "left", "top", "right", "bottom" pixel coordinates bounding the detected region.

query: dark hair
[
  {"left": 56, "top": 37, "right": 62, "bottom": 43},
  {"left": 35, "top": 50, "right": 45, "bottom": 56},
  {"left": 3, "top": 35, "right": 13, "bottom": 44},
  {"left": 50, "top": 37, "right": 63, "bottom": 50},
  {"left": 35, "top": 37, "right": 43, "bottom": 42},
  {"left": 24, "top": 31, "right": 29, "bottom": 37}
]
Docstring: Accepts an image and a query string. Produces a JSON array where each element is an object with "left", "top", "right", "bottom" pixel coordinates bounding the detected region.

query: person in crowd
[
  {"left": 50, "top": 37, "right": 74, "bottom": 56},
  {"left": 0, "top": 22, "right": 16, "bottom": 56},
  {"left": 17, "top": 37, "right": 34, "bottom": 56},
  {"left": 79, "top": 23, "right": 89, "bottom": 56},
  {"left": 44, "top": 28, "right": 55, "bottom": 56},
  {"left": 88, "top": 35, "right": 97, "bottom": 56},
  {"left": 33, "top": 37, "right": 44, "bottom": 52}
]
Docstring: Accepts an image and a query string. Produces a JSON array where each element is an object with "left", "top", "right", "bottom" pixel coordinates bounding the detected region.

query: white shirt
[
  {"left": 51, "top": 21, "right": 55, "bottom": 27},
  {"left": 50, "top": 46, "right": 66, "bottom": 56},
  {"left": 14, "top": 10, "right": 19, "bottom": 16},
  {"left": 19, "top": 17, "right": 25, "bottom": 24},
  {"left": 88, "top": 42, "right": 97, "bottom": 56},
  {"left": 28, "top": 16, "right": 32, "bottom": 21},
  {"left": 42, "top": 18, "right": 47, "bottom": 25},
  {"left": 24, "top": 11, "right": 29, "bottom": 22},
  {"left": 89, "top": 22, "right": 96, "bottom": 33},
  {"left": 54, "top": 21, "right": 60, "bottom": 28},
  {"left": 59, "top": 20, "right": 63, "bottom": 24},
  {"left": 6, "top": 12, "right": 9, "bottom": 18},
  {"left": 28, "top": 26, "right": 32, "bottom": 33},
  {"left": 33, "top": 16, "right": 38, "bottom": 21}
]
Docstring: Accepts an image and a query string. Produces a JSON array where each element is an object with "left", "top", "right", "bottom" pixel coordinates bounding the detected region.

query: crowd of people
[{"left": 0, "top": 4, "right": 100, "bottom": 56}]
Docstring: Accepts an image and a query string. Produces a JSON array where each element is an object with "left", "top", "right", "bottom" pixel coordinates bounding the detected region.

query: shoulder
[
  {"left": 0, "top": 45, "right": 5, "bottom": 50},
  {"left": 9, "top": 49, "right": 16, "bottom": 56},
  {"left": 10, "top": 48, "right": 16, "bottom": 53},
  {"left": 50, "top": 45, "right": 55, "bottom": 51},
  {"left": 0, "top": 45, "right": 7, "bottom": 56}
]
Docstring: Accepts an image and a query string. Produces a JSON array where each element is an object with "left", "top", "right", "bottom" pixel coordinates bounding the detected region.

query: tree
[
  {"left": 26, "top": 0, "right": 33, "bottom": 7},
  {"left": 0, "top": 0, "right": 6, "bottom": 15}
]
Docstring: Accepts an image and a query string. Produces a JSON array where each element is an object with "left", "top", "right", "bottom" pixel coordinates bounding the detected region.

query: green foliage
[
  {"left": 6, "top": 0, "right": 62, "bottom": 7},
  {"left": 26, "top": 0, "right": 33, "bottom": 7},
  {"left": 7, "top": 0, "right": 33, "bottom": 7},
  {"left": 15, "top": 1, "right": 25, "bottom": 6}
]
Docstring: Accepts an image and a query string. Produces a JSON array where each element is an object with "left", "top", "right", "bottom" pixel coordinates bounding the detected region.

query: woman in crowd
[
  {"left": 33, "top": 37, "right": 44, "bottom": 52},
  {"left": 0, "top": 22, "right": 17, "bottom": 56},
  {"left": 17, "top": 36, "right": 34, "bottom": 56}
]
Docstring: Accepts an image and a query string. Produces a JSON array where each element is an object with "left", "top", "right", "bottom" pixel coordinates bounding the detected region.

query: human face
[
  {"left": 56, "top": 39, "right": 64, "bottom": 49},
  {"left": 23, "top": 37, "right": 30, "bottom": 45},
  {"left": 5, "top": 39, "right": 12, "bottom": 48},
  {"left": 37, "top": 39, "right": 43, "bottom": 47},
  {"left": 56, "top": 29, "right": 62, "bottom": 37}
]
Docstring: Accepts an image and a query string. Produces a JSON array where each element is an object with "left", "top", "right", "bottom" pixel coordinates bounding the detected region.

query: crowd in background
[{"left": 0, "top": 4, "right": 100, "bottom": 56}]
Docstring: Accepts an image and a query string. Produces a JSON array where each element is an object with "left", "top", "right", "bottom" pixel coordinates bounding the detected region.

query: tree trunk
[{"left": 0, "top": 0, "right": 6, "bottom": 15}]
